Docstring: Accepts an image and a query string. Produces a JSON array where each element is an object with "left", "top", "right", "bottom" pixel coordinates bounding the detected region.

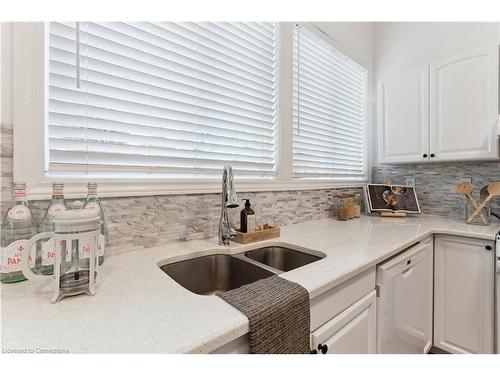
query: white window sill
[{"left": 26, "top": 177, "right": 367, "bottom": 200}]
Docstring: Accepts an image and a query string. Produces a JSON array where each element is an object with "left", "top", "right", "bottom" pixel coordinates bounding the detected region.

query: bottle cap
[
  {"left": 12, "top": 182, "right": 27, "bottom": 198},
  {"left": 52, "top": 182, "right": 64, "bottom": 195},
  {"left": 243, "top": 199, "right": 251, "bottom": 207}
]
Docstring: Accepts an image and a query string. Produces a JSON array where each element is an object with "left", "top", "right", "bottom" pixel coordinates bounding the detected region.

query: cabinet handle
[
  {"left": 423, "top": 153, "right": 428, "bottom": 158},
  {"left": 318, "top": 343, "right": 328, "bottom": 354},
  {"left": 430, "top": 153, "right": 435, "bottom": 158},
  {"left": 485, "top": 245, "right": 492, "bottom": 251}
]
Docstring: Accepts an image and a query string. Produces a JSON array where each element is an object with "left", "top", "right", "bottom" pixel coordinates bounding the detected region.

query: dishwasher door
[{"left": 376, "top": 237, "right": 433, "bottom": 354}]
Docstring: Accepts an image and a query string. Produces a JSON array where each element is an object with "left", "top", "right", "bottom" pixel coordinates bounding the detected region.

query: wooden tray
[
  {"left": 232, "top": 225, "right": 280, "bottom": 244},
  {"left": 380, "top": 211, "right": 406, "bottom": 217}
]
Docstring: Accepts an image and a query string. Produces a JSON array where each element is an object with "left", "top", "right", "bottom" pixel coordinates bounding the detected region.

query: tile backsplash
[
  {"left": 25, "top": 188, "right": 363, "bottom": 255},
  {"left": 1, "top": 122, "right": 364, "bottom": 255},
  {"left": 372, "top": 162, "right": 500, "bottom": 219}
]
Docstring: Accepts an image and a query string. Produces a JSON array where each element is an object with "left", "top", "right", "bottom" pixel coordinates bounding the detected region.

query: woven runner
[{"left": 216, "top": 275, "right": 310, "bottom": 354}]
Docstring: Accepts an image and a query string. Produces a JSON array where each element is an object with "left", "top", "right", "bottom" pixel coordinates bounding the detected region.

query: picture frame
[{"left": 365, "top": 183, "right": 421, "bottom": 214}]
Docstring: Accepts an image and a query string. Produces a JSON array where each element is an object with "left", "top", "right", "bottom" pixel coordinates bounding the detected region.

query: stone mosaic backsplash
[
  {"left": 1, "top": 123, "right": 13, "bottom": 221},
  {"left": 21, "top": 188, "right": 363, "bottom": 255},
  {"left": 372, "top": 162, "right": 500, "bottom": 219}
]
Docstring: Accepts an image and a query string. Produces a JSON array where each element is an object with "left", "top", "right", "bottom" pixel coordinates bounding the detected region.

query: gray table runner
[{"left": 216, "top": 275, "right": 310, "bottom": 354}]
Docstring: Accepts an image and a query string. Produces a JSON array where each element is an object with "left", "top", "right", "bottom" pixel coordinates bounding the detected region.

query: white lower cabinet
[
  {"left": 434, "top": 235, "right": 495, "bottom": 354},
  {"left": 310, "top": 291, "right": 377, "bottom": 354}
]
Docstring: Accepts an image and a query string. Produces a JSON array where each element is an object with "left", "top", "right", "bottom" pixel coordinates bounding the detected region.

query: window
[
  {"left": 48, "top": 22, "right": 278, "bottom": 178},
  {"left": 292, "top": 24, "right": 367, "bottom": 180}
]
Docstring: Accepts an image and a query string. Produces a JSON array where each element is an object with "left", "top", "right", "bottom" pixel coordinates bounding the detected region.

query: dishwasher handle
[{"left": 401, "top": 265, "right": 414, "bottom": 278}]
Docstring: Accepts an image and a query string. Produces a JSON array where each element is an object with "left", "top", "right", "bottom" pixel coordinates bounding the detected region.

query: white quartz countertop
[{"left": 2, "top": 214, "right": 499, "bottom": 353}]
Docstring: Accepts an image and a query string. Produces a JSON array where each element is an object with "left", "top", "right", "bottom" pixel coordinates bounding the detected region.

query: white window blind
[
  {"left": 292, "top": 24, "right": 367, "bottom": 180},
  {"left": 48, "top": 22, "right": 278, "bottom": 178}
]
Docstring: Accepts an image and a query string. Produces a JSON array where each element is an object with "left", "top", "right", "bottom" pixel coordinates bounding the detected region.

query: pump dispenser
[{"left": 240, "top": 199, "right": 256, "bottom": 233}]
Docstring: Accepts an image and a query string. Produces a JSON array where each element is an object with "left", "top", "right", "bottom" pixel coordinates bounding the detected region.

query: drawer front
[
  {"left": 311, "top": 291, "right": 377, "bottom": 354},
  {"left": 310, "top": 268, "right": 376, "bottom": 331}
]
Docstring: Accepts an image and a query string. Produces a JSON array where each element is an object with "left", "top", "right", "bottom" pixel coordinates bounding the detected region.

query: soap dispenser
[{"left": 240, "top": 199, "right": 256, "bottom": 233}]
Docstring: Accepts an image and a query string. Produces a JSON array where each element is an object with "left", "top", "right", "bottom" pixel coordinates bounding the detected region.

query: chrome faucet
[{"left": 218, "top": 165, "right": 239, "bottom": 245}]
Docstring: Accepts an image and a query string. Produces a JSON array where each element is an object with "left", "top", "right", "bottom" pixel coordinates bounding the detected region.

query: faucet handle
[{"left": 228, "top": 226, "right": 237, "bottom": 238}]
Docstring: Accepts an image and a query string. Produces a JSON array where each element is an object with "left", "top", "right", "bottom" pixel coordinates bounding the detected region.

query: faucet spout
[{"left": 218, "top": 165, "right": 239, "bottom": 245}]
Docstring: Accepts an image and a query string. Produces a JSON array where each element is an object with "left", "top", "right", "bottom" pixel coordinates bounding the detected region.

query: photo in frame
[{"left": 365, "top": 183, "right": 421, "bottom": 214}]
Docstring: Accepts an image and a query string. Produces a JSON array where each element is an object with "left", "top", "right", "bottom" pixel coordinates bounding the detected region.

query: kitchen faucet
[{"left": 218, "top": 164, "right": 239, "bottom": 245}]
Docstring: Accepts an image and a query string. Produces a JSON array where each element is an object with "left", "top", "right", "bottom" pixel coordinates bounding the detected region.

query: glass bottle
[
  {"left": 41, "top": 182, "right": 68, "bottom": 275},
  {"left": 344, "top": 193, "right": 356, "bottom": 219},
  {"left": 1, "top": 182, "right": 37, "bottom": 283},
  {"left": 83, "top": 183, "right": 106, "bottom": 265},
  {"left": 354, "top": 193, "right": 362, "bottom": 218},
  {"left": 336, "top": 195, "right": 349, "bottom": 221}
]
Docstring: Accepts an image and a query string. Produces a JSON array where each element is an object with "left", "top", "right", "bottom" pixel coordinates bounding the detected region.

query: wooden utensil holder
[
  {"left": 380, "top": 211, "right": 407, "bottom": 217},
  {"left": 232, "top": 225, "right": 280, "bottom": 244}
]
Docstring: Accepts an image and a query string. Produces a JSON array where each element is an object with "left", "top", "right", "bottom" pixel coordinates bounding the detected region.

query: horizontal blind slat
[
  {"left": 48, "top": 21, "right": 277, "bottom": 177},
  {"left": 293, "top": 25, "right": 366, "bottom": 177}
]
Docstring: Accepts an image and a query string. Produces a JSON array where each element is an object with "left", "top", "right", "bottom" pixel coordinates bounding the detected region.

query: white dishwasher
[{"left": 376, "top": 237, "right": 433, "bottom": 354}]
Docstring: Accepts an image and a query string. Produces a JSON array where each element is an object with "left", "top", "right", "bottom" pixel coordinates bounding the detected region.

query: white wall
[
  {"left": 315, "top": 22, "right": 375, "bottom": 69},
  {"left": 373, "top": 22, "right": 500, "bottom": 164},
  {"left": 375, "top": 22, "right": 500, "bottom": 80},
  {"left": 1, "top": 22, "right": 13, "bottom": 125}
]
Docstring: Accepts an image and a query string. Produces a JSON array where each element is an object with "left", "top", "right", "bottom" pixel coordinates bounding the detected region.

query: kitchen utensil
[
  {"left": 467, "top": 182, "right": 500, "bottom": 224},
  {"left": 21, "top": 209, "right": 101, "bottom": 302},
  {"left": 456, "top": 182, "right": 488, "bottom": 225},
  {"left": 382, "top": 190, "right": 398, "bottom": 207},
  {"left": 391, "top": 186, "right": 408, "bottom": 196}
]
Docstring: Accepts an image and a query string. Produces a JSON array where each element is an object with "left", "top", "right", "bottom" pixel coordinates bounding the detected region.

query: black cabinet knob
[
  {"left": 485, "top": 245, "right": 492, "bottom": 251},
  {"left": 430, "top": 153, "right": 435, "bottom": 158},
  {"left": 423, "top": 153, "right": 428, "bottom": 158},
  {"left": 318, "top": 343, "right": 328, "bottom": 354}
]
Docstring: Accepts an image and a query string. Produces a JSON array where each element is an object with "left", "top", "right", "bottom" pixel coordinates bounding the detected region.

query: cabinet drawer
[
  {"left": 310, "top": 268, "right": 375, "bottom": 331},
  {"left": 311, "top": 291, "right": 377, "bottom": 354}
]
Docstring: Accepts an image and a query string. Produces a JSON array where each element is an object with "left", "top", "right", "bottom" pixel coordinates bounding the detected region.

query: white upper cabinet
[
  {"left": 430, "top": 46, "right": 499, "bottom": 161},
  {"left": 378, "top": 66, "right": 430, "bottom": 163},
  {"left": 378, "top": 46, "right": 499, "bottom": 164}
]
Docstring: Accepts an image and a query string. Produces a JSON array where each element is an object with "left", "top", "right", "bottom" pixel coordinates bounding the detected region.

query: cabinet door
[
  {"left": 430, "top": 46, "right": 499, "bottom": 161},
  {"left": 378, "top": 66, "right": 430, "bottom": 164},
  {"left": 434, "top": 235, "right": 495, "bottom": 354},
  {"left": 376, "top": 238, "right": 433, "bottom": 354},
  {"left": 311, "top": 291, "right": 376, "bottom": 354}
]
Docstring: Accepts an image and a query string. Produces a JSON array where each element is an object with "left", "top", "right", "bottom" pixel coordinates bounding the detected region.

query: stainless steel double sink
[{"left": 159, "top": 245, "right": 326, "bottom": 295}]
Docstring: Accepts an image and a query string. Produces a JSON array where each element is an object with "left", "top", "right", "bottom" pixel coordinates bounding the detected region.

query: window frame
[{"left": 10, "top": 22, "right": 369, "bottom": 200}]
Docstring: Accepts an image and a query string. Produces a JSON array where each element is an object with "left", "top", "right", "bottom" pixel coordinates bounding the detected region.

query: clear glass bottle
[
  {"left": 1, "top": 182, "right": 37, "bottom": 283},
  {"left": 41, "top": 182, "right": 68, "bottom": 275},
  {"left": 353, "top": 193, "right": 362, "bottom": 218},
  {"left": 344, "top": 193, "right": 356, "bottom": 219},
  {"left": 335, "top": 195, "right": 349, "bottom": 221},
  {"left": 83, "top": 183, "right": 106, "bottom": 265}
]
